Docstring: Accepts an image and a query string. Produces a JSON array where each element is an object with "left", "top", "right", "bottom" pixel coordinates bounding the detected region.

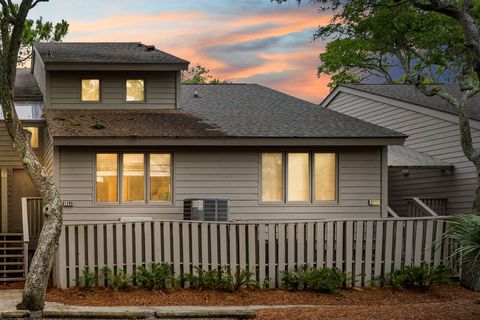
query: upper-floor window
[
  {"left": 81, "top": 79, "right": 100, "bottom": 102},
  {"left": 126, "top": 79, "right": 145, "bottom": 102},
  {"left": 260, "top": 152, "right": 337, "bottom": 203}
]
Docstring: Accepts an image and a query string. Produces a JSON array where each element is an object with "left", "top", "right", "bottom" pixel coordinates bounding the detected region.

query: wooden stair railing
[
  {"left": 406, "top": 197, "right": 440, "bottom": 217},
  {"left": 0, "top": 233, "right": 26, "bottom": 282}
]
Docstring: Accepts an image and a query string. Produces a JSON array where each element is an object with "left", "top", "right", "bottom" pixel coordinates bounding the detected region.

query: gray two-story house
[{"left": 1, "top": 42, "right": 405, "bottom": 282}]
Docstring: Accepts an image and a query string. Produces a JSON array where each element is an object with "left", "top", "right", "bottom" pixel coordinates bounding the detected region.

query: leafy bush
[
  {"left": 185, "top": 267, "right": 257, "bottom": 292},
  {"left": 135, "top": 263, "right": 175, "bottom": 290},
  {"left": 281, "top": 265, "right": 348, "bottom": 294},
  {"left": 102, "top": 267, "right": 133, "bottom": 292},
  {"left": 387, "top": 264, "right": 452, "bottom": 290},
  {"left": 75, "top": 266, "right": 96, "bottom": 291},
  {"left": 444, "top": 213, "right": 480, "bottom": 290}
]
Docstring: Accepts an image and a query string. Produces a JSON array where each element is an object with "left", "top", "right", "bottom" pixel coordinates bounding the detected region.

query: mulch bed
[{"left": 46, "top": 283, "right": 479, "bottom": 307}]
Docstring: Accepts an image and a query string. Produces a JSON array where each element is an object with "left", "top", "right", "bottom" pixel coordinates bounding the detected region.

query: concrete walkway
[{"left": 0, "top": 289, "right": 315, "bottom": 318}]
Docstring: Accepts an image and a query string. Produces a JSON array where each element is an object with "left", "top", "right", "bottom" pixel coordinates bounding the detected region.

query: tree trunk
[
  {"left": 0, "top": 70, "right": 63, "bottom": 310},
  {"left": 461, "top": 260, "right": 480, "bottom": 292},
  {"left": 474, "top": 164, "right": 480, "bottom": 213}
]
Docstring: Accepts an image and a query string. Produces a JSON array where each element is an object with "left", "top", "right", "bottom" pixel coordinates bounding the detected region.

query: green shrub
[
  {"left": 387, "top": 264, "right": 452, "bottom": 290},
  {"left": 75, "top": 266, "right": 97, "bottom": 291},
  {"left": 135, "top": 263, "right": 175, "bottom": 290},
  {"left": 185, "top": 267, "right": 257, "bottom": 292},
  {"left": 102, "top": 267, "right": 133, "bottom": 292},
  {"left": 281, "top": 265, "right": 348, "bottom": 294}
]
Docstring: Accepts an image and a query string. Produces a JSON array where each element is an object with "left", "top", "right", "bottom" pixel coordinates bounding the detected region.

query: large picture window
[
  {"left": 95, "top": 152, "right": 172, "bottom": 204},
  {"left": 261, "top": 152, "right": 337, "bottom": 204}
]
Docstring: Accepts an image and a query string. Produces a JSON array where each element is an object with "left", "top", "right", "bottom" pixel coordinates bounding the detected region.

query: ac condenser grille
[{"left": 184, "top": 198, "right": 229, "bottom": 222}]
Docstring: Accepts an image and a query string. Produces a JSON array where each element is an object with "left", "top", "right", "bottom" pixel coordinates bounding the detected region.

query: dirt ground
[{"left": 43, "top": 283, "right": 480, "bottom": 319}]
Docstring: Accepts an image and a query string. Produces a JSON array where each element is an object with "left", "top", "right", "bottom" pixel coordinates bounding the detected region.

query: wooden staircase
[{"left": 0, "top": 233, "right": 27, "bottom": 282}]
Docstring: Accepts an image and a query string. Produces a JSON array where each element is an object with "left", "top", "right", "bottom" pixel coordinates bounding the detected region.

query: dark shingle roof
[
  {"left": 34, "top": 42, "right": 189, "bottom": 65},
  {"left": 44, "top": 109, "right": 225, "bottom": 138},
  {"left": 343, "top": 84, "right": 480, "bottom": 121},
  {"left": 180, "top": 84, "right": 405, "bottom": 138},
  {"left": 44, "top": 84, "right": 405, "bottom": 140},
  {"left": 15, "top": 68, "right": 42, "bottom": 100}
]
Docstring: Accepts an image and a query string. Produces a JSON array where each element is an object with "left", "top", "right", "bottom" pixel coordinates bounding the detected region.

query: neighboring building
[{"left": 322, "top": 84, "right": 479, "bottom": 216}]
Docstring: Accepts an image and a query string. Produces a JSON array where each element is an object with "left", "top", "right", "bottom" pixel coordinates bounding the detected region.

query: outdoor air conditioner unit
[{"left": 183, "top": 198, "right": 229, "bottom": 222}]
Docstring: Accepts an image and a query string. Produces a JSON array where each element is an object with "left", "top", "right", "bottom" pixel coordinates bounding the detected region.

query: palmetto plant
[{"left": 445, "top": 213, "right": 480, "bottom": 291}]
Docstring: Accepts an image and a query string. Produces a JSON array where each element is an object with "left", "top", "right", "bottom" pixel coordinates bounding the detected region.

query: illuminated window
[
  {"left": 260, "top": 152, "right": 337, "bottom": 204},
  {"left": 24, "top": 127, "right": 39, "bottom": 148},
  {"left": 126, "top": 79, "right": 145, "bottom": 102},
  {"left": 287, "top": 153, "right": 310, "bottom": 202},
  {"left": 150, "top": 154, "right": 171, "bottom": 201},
  {"left": 314, "top": 153, "right": 337, "bottom": 201},
  {"left": 261, "top": 153, "right": 283, "bottom": 202},
  {"left": 81, "top": 79, "right": 100, "bottom": 101},
  {"left": 96, "top": 154, "right": 118, "bottom": 202},
  {"left": 122, "top": 154, "right": 145, "bottom": 202}
]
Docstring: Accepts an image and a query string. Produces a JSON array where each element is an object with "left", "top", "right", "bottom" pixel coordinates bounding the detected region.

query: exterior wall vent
[{"left": 183, "top": 198, "right": 229, "bottom": 222}]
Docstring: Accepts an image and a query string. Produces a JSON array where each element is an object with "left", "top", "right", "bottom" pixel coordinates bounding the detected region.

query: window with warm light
[
  {"left": 81, "top": 79, "right": 100, "bottom": 101},
  {"left": 122, "top": 154, "right": 145, "bottom": 202},
  {"left": 24, "top": 127, "right": 39, "bottom": 148},
  {"left": 261, "top": 153, "right": 283, "bottom": 202},
  {"left": 95, "top": 152, "right": 173, "bottom": 204},
  {"left": 314, "top": 153, "right": 337, "bottom": 201},
  {"left": 260, "top": 152, "right": 337, "bottom": 204},
  {"left": 150, "top": 154, "right": 171, "bottom": 201},
  {"left": 287, "top": 153, "right": 310, "bottom": 202},
  {"left": 126, "top": 79, "right": 145, "bottom": 102},
  {"left": 96, "top": 154, "right": 118, "bottom": 202}
]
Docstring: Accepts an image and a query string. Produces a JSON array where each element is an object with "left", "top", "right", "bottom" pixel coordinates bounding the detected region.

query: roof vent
[
  {"left": 47, "top": 49, "right": 53, "bottom": 57},
  {"left": 144, "top": 45, "right": 155, "bottom": 51},
  {"left": 193, "top": 90, "right": 201, "bottom": 98}
]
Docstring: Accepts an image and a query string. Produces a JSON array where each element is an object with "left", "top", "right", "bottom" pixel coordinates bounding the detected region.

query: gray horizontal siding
[
  {"left": 48, "top": 70, "right": 176, "bottom": 109},
  {"left": 58, "top": 147, "right": 383, "bottom": 222},
  {"left": 329, "top": 91, "right": 479, "bottom": 215}
]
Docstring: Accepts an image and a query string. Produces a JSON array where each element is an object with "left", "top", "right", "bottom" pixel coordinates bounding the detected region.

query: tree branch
[{"left": 30, "top": 0, "right": 48, "bottom": 9}]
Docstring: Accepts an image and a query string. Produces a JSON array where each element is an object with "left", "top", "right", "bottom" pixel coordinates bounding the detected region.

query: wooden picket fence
[{"left": 53, "top": 216, "right": 454, "bottom": 289}]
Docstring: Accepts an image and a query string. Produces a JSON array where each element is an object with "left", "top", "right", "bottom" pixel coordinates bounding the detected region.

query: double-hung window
[
  {"left": 261, "top": 152, "right": 337, "bottom": 203},
  {"left": 95, "top": 152, "right": 172, "bottom": 204}
]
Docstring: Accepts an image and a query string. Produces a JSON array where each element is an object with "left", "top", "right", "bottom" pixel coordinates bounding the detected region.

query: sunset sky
[{"left": 29, "top": 0, "right": 331, "bottom": 103}]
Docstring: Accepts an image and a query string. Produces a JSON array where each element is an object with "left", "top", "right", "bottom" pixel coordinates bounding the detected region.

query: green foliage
[
  {"left": 75, "top": 267, "right": 96, "bottom": 291},
  {"left": 275, "top": 0, "right": 469, "bottom": 88},
  {"left": 184, "top": 267, "right": 257, "bottom": 292},
  {"left": 91, "top": 121, "right": 106, "bottom": 129},
  {"left": 445, "top": 213, "right": 480, "bottom": 268},
  {"left": 102, "top": 267, "right": 133, "bottom": 292},
  {"left": 135, "top": 263, "right": 175, "bottom": 291},
  {"left": 387, "top": 264, "right": 452, "bottom": 291},
  {"left": 182, "top": 64, "right": 231, "bottom": 84},
  {"left": 20, "top": 17, "right": 69, "bottom": 65},
  {"left": 281, "top": 265, "right": 348, "bottom": 294}
]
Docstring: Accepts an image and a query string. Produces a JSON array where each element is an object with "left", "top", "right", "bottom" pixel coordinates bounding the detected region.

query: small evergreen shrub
[
  {"left": 102, "top": 267, "right": 133, "bottom": 292},
  {"left": 75, "top": 266, "right": 96, "bottom": 291},
  {"left": 281, "top": 265, "right": 348, "bottom": 294},
  {"left": 135, "top": 263, "right": 175, "bottom": 290},
  {"left": 387, "top": 264, "right": 452, "bottom": 290}
]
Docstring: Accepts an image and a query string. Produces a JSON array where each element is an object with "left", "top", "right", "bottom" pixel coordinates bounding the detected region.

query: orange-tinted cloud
[{"left": 66, "top": 5, "right": 332, "bottom": 103}]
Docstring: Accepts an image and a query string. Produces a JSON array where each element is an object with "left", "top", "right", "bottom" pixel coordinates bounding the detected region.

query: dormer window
[
  {"left": 126, "top": 79, "right": 145, "bottom": 102},
  {"left": 81, "top": 79, "right": 100, "bottom": 102}
]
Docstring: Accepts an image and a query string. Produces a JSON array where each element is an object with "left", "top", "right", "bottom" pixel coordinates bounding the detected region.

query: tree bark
[
  {"left": 0, "top": 0, "right": 61, "bottom": 311},
  {"left": 461, "top": 260, "right": 480, "bottom": 292}
]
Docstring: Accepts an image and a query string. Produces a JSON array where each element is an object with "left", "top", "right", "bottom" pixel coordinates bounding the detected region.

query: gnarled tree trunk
[{"left": 0, "top": 0, "right": 63, "bottom": 311}]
